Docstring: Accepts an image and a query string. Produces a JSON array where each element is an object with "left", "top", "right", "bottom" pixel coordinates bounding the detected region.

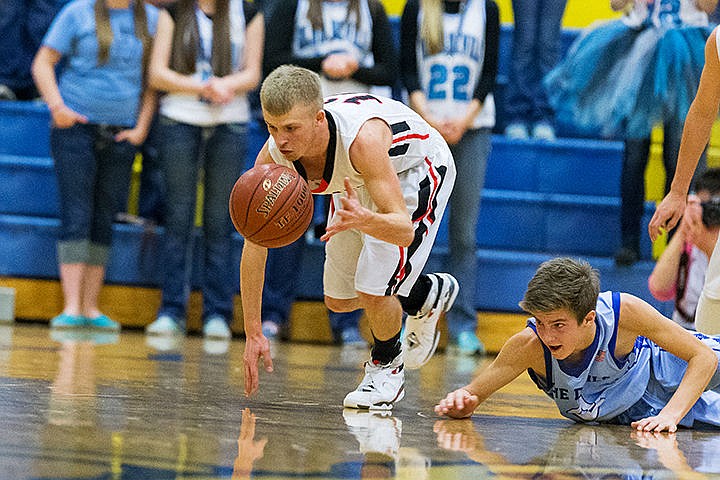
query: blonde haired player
[{"left": 241, "top": 65, "right": 457, "bottom": 409}]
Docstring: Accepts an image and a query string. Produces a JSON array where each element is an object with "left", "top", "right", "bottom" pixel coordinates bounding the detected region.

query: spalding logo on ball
[{"left": 229, "top": 164, "right": 314, "bottom": 248}]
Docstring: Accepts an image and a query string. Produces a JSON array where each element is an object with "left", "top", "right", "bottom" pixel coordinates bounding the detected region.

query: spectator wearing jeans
[
  {"left": 503, "top": 0, "right": 567, "bottom": 141},
  {"left": 31, "top": 0, "right": 158, "bottom": 330},
  {"left": 145, "top": 0, "right": 263, "bottom": 340}
]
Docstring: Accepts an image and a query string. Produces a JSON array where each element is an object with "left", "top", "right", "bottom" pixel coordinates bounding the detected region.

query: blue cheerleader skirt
[{"left": 545, "top": 19, "right": 711, "bottom": 139}]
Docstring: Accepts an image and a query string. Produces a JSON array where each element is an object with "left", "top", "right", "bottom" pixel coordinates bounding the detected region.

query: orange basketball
[{"left": 229, "top": 164, "right": 314, "bottom": 248}]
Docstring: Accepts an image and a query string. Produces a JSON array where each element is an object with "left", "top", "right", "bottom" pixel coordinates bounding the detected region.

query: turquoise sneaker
[
  {"left": 50, "top": 313, "right": 86, "bottom": 329},
  {"left": 456, "top": 331, "right": 486, "bottom": 356},
  {"left": 86, "top": 314, "right": 121, "bottom": 331}
]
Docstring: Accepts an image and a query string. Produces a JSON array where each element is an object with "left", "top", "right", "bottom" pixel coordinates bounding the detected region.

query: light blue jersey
[
  {"left": 42, "top": 0, "right": 158, "bottom": 126},
  {"left": 528, "top": 291, "right": 720, "bottom": 427}
]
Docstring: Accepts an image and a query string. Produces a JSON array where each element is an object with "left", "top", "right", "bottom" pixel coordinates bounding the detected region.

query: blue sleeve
[
  {"left": 41, "top": 2, "right": 78, "bottom": 55},
  {"left": 145, "top": 4, "right": 160, "bottom": 35}
]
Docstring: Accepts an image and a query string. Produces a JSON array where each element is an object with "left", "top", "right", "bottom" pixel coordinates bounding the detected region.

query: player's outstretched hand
[
  {"left": 243, "top": 334, "right": 274, "bottom": 397},
  {"left": 630, "top": 412, "right": 679, "bottom": 433},
  {"left": 434, "top": 388, "right": 480, "bottom": 419},
  {"left": 320, "top": 178, "right": 369, "bottom": 242},
  {"left": 648, "top": 191, "right": 687, "bottom": 242}
]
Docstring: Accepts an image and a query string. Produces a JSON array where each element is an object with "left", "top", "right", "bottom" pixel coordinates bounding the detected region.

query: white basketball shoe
[
  {"left": 342, "top": 409, "right": 403, "bottom": 458},
  {"left": 343, "top": 354, "right": 405, "bottom": 410},
  {"left": 402, "top": 273, "right": 459, "bottom": 369}
]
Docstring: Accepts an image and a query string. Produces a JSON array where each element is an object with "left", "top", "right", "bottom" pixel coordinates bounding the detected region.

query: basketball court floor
[{"left": 1, "top": 322, "right": 719, "bottom": 479}]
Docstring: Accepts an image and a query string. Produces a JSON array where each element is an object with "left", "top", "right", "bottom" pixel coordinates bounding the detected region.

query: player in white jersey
[
  {"left": 240, "top": 65, "right": 457, "bottom": 409},
  {"left": 435, "top": 257, "right": 720, "bottom": 432},
  {"left": 649, "top": 26, "right": 720, "bottom": 335}
]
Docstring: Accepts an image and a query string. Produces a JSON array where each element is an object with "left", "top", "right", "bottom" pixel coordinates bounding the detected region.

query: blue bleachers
[{"left": 0, "top": 99, "right": 672, "bottom": 317}]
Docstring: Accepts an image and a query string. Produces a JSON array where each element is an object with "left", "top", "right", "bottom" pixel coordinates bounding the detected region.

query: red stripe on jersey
[
  {"left": 390, "top": 158, "right": 440, "bottom": 293},
  {"left": 312, "top": 179, "right": 329, "bottom": 194},
  {"left": 392, "top": 133, "right": 430, "bottom": 143},
  {"left": 416, "top": 157, "right": 439, "bottom": 226},
  {"left": 394, "top": 246, "right": 407, "bottom": 286}
]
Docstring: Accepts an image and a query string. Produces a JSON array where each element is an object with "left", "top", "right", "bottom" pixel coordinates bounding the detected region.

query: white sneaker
[
  {"left": 145, "top": 315, "right": 183, "bottom": 336},
  {"left": 402, "top": 273, "right": 459, "bottom": 369},
  {"left": 342, "top": 409, "right": 402, "bottom": 457},
  {"left": 203, "top": 316, "right": 232, "bottom": 339},
  {"left": 343, "top": 354, "right": 405, "bottom": 410}
]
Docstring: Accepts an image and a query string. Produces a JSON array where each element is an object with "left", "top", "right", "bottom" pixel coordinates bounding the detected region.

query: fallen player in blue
[{"left": 435, "top": 257, "right": 720, "bottom": 432}]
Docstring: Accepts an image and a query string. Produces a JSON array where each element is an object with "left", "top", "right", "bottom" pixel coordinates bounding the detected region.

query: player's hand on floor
[
  {"left": 434, "top": 388, "right": 479, "bottom": 419},
  {"left": 243, "top": 334, "right": 274, "bottom": 396},
  {"left": 320, "top": 178, "right": 369, "bottom": 241},
  {"left": 630, "top": 412, "right": 679, "bottom": 433}
]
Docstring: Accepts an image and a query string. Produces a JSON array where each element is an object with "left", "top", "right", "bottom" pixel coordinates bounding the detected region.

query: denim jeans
[
  {"left": 446, "top": 128, "right": 492, "bottom": 340},
  {"left": 505, "top": 0, "right": 567, "bottom": 124},
  {"left": 261, "top": 237, "right": 306, "bottom": 325},
  {"left": 157, "top": 116, "right": 248, "bottom": 325},
  {"left": 51, "top": 123, "right": 136, "bottom": 265}
]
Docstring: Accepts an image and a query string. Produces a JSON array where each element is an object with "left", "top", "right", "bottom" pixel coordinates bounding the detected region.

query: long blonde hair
[
  {"left": 94, "top": 0, "right": 152, "bottom": 69},
  {"left": 420, "top": 0, "right": 444, "bottom": 55},
  {"left": 170, "top": 0, "right": 233, "bottom": 77},
  {"left": 306, "top": 0, "right": 362, "bottom": 31}
]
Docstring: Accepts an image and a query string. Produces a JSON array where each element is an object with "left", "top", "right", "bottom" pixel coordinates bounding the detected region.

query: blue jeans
[
  {"left": 505, "top": 0, "right": 567, "bottom": 124},
  {"left": 262, "top": 237, "right": 306, "bottom": 326},
  {"left": 51, "top": 123, "right": 136, "bottom": 265},
  {"left": 157, "top": 116, "right": 248, "bottom": 326},
  {"left": 446, "top": 128, "right": 492, "bottom": 340}
]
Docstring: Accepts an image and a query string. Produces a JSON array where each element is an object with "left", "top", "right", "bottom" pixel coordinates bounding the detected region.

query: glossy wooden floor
[{"left": 1, "top": 323, "right": 720, "bottom": 479}]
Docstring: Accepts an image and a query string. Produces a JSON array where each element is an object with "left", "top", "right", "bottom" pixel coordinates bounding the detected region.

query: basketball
[{"left": 229, "top": 163, "right": 314, "bottom": 248}]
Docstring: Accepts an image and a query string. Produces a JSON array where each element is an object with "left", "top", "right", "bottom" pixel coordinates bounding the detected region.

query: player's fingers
[
  {"left": 244, "top": 361, "right": 257, "bottom": 396},
  {"left": 343, "top": 177, "right": 356, "bottom": 198},
  {"left": 262, "top": 351, "right": 274, "bottom": 373},
  {"left": 452, "top": 390, "right": 466, "bottom": 410}
]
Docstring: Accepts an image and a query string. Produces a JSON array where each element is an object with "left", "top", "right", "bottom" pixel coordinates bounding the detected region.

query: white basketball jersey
[
  {"left": 417, "top": 0, "right": 494, "bottom": 128},
  {"left": 292, "top": 0, "right": 376, "bottom": 96},
  {"left": 267, "top": 92, "right": 452, "bottom": 195}
]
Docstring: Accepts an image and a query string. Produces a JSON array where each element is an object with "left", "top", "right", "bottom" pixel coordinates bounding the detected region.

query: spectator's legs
[
  {"left": 157, "top": 117, "right": 203, "bottom": 326},
  {"left": 51, "top": 124, "right": 96, "bottom": 316},
  {"left": 262, "top": 239, "right": 305, "bottom": 339},
  {"left": 84, "top": 127, "right": 136, "bottom": 317},
  {"left": 535, "top": 0, "right": 567, "bottom": 124},
  {"left": 505, "top": 0, "right": 539, "bottom": 126},
  {"left": 446, "top": 128, "right": 490, "bottom": 352},
  {"left": 617, "top": 137, "right": 651, "bottom": 266},
  {"left": 201, "top": 123, "right": 247, "bottom": 327}
]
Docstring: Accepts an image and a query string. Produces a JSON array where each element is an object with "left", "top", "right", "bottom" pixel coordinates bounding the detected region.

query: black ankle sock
[
  {"left": 371, "top": 330, "right": 401, "bottom": 365},
  {"left": 398, "top": 274, "right": 431, "bottom": 315}
]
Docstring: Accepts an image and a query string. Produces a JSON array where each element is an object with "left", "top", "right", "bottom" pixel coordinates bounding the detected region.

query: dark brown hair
[
  {"left": 306, "top": 0, "right": 361, "bottom": 31},
  {"left": 170, "top": 0, "right": 233, "bottom": 77}
]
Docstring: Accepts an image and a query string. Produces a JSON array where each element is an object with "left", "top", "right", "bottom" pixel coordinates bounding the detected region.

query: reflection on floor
[{"left": 0, "top": 323, "right": 718, "bottom": 479}]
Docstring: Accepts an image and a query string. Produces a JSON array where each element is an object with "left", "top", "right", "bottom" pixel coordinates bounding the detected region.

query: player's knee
[{"left": 324, "top": 296, "right": 358, "bottom": 313}]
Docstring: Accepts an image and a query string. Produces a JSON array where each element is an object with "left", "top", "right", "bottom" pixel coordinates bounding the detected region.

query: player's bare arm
[
  {"left": 435, "top": 328, "right": 545, "bottom": 418},
  {"left": 322, "top": 118, "right": 413, "bottom": 246},
  {"left": 240, "top": 143, "right": 277, "bottom": 397},
  {"left": 649, "top": 28, "right": 720, "bottom": 240},
  {"left": 618, "top": 294, "right": 718, "bottom": 431}
]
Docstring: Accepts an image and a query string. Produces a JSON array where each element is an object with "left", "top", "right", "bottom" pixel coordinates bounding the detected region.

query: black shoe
[{"left": 614, "top": 247, "right": 639, "bottom": 267}]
